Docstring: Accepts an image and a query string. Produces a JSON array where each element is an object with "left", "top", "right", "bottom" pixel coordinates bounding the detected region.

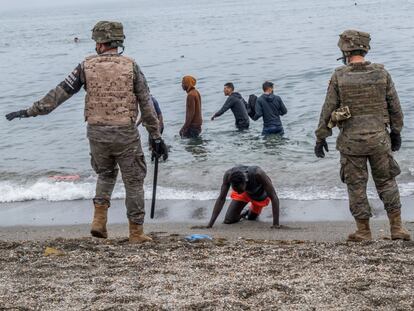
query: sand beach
[{"left": 1, "top": 200, "right": 413, "bottom": 310}]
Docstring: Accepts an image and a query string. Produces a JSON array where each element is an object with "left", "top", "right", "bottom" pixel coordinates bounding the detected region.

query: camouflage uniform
[
  {"left": 316, "top": 61, "right": 403, "bottom": 219},
  {"left": 26, "top": 53, "right": 161, "bottom": 225}
]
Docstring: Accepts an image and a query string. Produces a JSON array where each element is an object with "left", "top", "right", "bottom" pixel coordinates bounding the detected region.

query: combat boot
[
  {"left": 347, "top": 219, "right": 372, "bottom": 241},
  {"left": 129, "top": 221, "right": 152, "bottom": 244},
  {"left": 387, "top": 210, "right": 411, "bottom": 241},
  {"left": 90, "top": 203, "right": 108, "bottom": 238}
]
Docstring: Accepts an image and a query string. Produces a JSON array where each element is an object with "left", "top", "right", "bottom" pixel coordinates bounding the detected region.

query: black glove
[
  {"left": 314, "top": 139, "right": 329, "bottom": 158},
  {"left": 5, "top": 110, "right": 29, "bottom": 121},
  {"left": 150, "top": 138, "right": 168, "bottom": 161},
  {"left": 390, "top": 131, "right": 401, "bottom": 152}
]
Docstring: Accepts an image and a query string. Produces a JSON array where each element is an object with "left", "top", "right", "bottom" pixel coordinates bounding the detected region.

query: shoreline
[
  {"left": 1, "top": 197, "right": 414, "bottom": 227},
  {"left": 1, "top": 198, "right": 413, "bottom": 242},
  {"left": 1, "top": 220, "right": 413, "bottom": 242}
]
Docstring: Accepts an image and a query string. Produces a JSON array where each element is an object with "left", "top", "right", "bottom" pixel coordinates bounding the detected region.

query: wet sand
[
  {"left": 1, "top": 197, "right": 413, "bottom": 242},
  {"left": 1, "top": 197, "right": 414, "bottom": 227},
  {"left": 1, "top": 220, "right": 414, "bottom": 242}
]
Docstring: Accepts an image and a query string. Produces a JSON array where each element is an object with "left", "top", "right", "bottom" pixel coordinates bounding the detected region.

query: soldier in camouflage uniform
[
  {"left": 315, "top": 30, "right": 410, "bottom": 241},
  {"left": 5, "top": 21, "right": 168, "bottom": 243}
]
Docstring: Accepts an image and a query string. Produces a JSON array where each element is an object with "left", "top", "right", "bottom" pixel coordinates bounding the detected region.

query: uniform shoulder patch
[{"left": 60, "top": 63, "right": 83, "bottom": 95}]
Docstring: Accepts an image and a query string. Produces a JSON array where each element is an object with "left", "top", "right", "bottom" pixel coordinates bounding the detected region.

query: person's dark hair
[
  {"left": 224, "top": 82, "right": 234, "bottom": 91},
  {"left": 229, "top": 171, "right": 246, "bottom": 187},
  {"left": 262, "top": 81, "right": 274, "bottom": 92}
]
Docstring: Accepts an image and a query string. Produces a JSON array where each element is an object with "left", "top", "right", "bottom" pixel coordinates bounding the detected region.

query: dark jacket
[
  {"left": 253, "top": 93, "right": 287, "bottom": 129},
  {"left": 215, "top": 92, "right": 250, "bottom": 129}
]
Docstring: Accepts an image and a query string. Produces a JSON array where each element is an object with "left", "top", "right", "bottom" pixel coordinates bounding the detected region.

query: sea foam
[{"left": 1, "top": 178, "right": 414, "bottom": 203}]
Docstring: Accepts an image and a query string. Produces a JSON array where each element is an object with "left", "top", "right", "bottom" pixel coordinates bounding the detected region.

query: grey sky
[{"left": 0, "top": 0, "right": 123, "bottom": 12}]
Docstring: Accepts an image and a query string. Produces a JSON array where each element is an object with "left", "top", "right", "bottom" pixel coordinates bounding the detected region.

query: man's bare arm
[
  {"left": 256, "top": 169, "right": 280, "bottom": 227},
  {"left": 207, "top": 174, "right": 231, "bottom": 228}
]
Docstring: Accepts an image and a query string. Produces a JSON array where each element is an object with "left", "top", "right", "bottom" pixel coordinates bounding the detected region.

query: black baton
[{"left": 150, "top": 155, "right": 159, "bottom": 219}]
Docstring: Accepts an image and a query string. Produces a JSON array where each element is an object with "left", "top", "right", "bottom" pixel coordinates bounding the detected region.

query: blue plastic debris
[{"left": 185, "top": 234, "right": 213, "bottom": 242}]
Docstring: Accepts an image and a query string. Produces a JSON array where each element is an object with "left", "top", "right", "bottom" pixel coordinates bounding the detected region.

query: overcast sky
[{"left": 0, "top": 0, "right": 123, "bottom": 12}]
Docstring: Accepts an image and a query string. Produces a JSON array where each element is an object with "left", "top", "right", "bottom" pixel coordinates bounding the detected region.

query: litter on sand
[{"left": 185, "top": 234, "right": 213, "bottom": 242}]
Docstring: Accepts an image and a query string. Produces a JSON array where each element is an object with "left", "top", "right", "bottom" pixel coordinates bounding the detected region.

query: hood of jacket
[
  {"left": 182, "top": 75, "right": 197, "bottom": 92},
  {"left": 230, "top": 92, "right": 242, "bottom": 100},
  {"left": 262, "top": 93, "right": 276, "bottom": 102}
]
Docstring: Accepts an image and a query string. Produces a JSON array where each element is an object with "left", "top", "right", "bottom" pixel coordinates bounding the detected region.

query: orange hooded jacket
[{"left": 182, "top": 75, "right": 202, "bottom": 132}]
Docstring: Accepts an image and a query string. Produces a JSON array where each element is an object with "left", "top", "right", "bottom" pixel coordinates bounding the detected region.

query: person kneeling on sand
[{"left": 203, "top": 165, "right": 281, "bottom": 228}]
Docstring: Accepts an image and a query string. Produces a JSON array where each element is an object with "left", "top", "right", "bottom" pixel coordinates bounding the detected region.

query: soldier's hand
[
  {"left": 5, "top": 110, "right": 28, "bottom": 121},
  {"left": 390, "top": 131, "right": 401, "bottom": 152},
  {"left": 150, "top": 138, "right": 168, "bottom": 161},
  {"left": 314, "top": 139, "right": 329, "bottom": 158}
]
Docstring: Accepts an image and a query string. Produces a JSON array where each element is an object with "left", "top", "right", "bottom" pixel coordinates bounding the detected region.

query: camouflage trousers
[
  {"left": 89, "top": 139, "right": 147, "bottom": 225},
  {"left": 340, "top": 151, "right": 401, "bottom": 219}
]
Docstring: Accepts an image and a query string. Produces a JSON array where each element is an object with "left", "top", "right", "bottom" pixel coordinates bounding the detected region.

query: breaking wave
[{"left": 1, "top": 178, "right": 414, "bottom": 203}]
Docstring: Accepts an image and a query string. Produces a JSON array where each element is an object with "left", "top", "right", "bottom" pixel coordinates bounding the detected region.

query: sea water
[{"left": 1, "top": 0, "right": 414, "bottom": 203}]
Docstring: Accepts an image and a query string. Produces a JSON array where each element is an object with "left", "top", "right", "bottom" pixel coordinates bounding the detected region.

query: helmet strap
[
  {"left": 95, "top": 46, "right": 103, "bottom": 55},
  {"left": 336, "top": 51, "right": 349, "bottom": 65}
]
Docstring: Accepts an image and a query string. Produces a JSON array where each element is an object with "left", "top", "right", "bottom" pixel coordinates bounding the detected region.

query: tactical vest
[
  {"left": 336, "top": 62, "right": 390, "bottom": 133},
  {"left": 84, "top": 55, "right": 137, "bottom": 126}
]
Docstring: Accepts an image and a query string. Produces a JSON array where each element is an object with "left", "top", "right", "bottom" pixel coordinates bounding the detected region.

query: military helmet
[
  {"left": 337, "top": 29, "right": 371, "bottom": 53},
  {"left": 91, "top": 21, "right": 125, "bottom": 46}
]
